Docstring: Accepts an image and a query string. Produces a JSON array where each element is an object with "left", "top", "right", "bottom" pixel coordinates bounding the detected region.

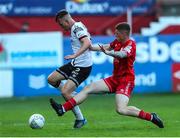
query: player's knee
[
  {"left": 47, "top": 76, "right": 53, "bottom": 85},
  {"left": 61, "top": 92, "right": 70, "bottom": 99},
  {"left": 61, "top": 90, "right": 70, "bottom": 99},
  {"left": 89, "top": 83, "right": 98, "bottom": 91},
  {"left": 61, "top": 87, "right": 67, "bottom": 95},
  {"left": 61, "top": 87, "right": 71, "bottom": 98},
  {"left": 116, "top": 107, "right": 128, "bottom": 115},
  {"left": 47, "top": 76, "right": 60, "bottom": 88},
  {"left": 84, "top": 83, "right": 95, "bottom": 93}
]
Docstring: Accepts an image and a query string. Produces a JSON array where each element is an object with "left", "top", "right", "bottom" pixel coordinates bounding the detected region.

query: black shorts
[{"left": 56, "top": 62, "right": 92, "bottom": 87}]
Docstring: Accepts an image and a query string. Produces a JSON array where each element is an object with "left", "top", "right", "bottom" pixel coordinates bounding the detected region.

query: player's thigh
[
  {"left": 88, "top": 79, "right": 110, "bottom": 94},
  {"left": 70, "top": 66, "right": 92, "bottom": 87},
  {"left": 47, "top": 70, "right": 65, "bottom": 83},
  {"left": 115, "top": 94, "right": 129, "bottom": 109}
]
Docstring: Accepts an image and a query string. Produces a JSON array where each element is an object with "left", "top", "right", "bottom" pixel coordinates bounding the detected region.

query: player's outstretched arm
[
  {"left": 89, "top": 44, "right": 111, "bottom": 51},
  {"left": 105, "top": 49, "right": 128, "bottom": 58},
  {"left": 103, "top": 45, "right": 133, "bottom": 58},
  {"left": 64, "top": 37, "right": 91, "bottom": 60}
]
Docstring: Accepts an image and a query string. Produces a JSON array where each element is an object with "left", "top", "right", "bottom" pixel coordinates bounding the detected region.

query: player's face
[
  {"left": 57, "top": 18, "right": 70, "bottom": 31},
  {"left": 114, "top": 29, "right": 126, "bottom": 42}
]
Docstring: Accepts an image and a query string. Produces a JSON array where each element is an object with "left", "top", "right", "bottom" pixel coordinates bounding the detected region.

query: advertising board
[
  {"left": 12, "top": 35, "right": 180, "bottom": 96},
  {"left": 0, "top": 32, "right": 63, "bottom": 68},
  {"left": 0, "top": 0, "right": 155, "bottom": 16}
]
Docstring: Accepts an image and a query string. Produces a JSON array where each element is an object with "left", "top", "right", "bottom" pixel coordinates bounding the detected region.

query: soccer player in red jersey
[{"left": 50, "top": 22, "right": 164, "bottom": 128}]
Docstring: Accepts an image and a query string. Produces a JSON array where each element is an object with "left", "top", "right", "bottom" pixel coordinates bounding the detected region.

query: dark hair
[
  {"left": 55, "top": 9, "right": 69, "bottom": 22},
  {"left": 115, "top": 22, "right": 130, "bottom": 35}
]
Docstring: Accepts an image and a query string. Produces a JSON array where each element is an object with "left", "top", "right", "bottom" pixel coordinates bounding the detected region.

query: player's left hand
[
  {"left": 98, "top": 44, "right": 108, "bottom": 55},
  {"left": 64, "top": 54, "right": 76, "bottom": 60}
]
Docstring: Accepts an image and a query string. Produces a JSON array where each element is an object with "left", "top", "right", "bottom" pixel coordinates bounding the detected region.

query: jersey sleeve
[
  {"left": 123, "top": 41, "right": 135, "bottom": 57},
  {"left": 73, "top": 24, "right": 88, "bottom": 40}
]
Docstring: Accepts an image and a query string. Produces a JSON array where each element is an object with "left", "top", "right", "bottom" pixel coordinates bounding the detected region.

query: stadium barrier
[{"left": 0, "top": 33, "right": 179, "bottom": 97}]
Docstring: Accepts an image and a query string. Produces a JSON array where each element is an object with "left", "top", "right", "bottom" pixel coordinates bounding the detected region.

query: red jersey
[{"left": 110, "top": 39, "right": 136, "bottom": 81}]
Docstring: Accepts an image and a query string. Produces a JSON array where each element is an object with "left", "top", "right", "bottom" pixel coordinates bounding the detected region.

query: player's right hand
[{"left": 64, "top": 54, "right": 76, "bottom": 60}]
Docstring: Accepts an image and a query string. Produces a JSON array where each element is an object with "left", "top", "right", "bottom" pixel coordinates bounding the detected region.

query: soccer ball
[{"left": 28, "top": 114, "right": 45, "bottom": 129}]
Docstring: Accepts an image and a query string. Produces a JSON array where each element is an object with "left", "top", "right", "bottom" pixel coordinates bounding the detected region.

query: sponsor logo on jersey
[{"left": 73, "top": 26, "right": 83, "bottom": 34}]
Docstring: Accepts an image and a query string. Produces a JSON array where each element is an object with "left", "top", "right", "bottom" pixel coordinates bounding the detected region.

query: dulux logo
[
  {"left": 0, "top": 3, "right": 13, "bottom": 14},
  {"left": 66, "top": 1, "right": 109, "bottom": 14},
  {"left": 29, "top": 75, "right": 46, "bottom": 89}
]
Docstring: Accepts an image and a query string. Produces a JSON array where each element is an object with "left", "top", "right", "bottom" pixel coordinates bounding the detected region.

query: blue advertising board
[
  {"left": 0, "top": 0, "right": 64, "bottom": 16},
  {"left": 13, "top": 35, "right": 180, "bottom": 96},
  {"left": 0, "top": 0, "right": 155, "bottom": 16},
  {"left": 13, "top": 68, "right": 59, "bottom": 96}
]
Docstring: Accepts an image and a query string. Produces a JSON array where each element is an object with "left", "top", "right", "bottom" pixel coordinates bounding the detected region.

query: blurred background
[{"left": 0, "top": 0, "right": 179, "bottom": 98}]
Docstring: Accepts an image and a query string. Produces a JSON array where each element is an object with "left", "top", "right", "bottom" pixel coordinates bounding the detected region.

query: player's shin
[
  {"left": 138, "top": 110, "right": 152, "bottom": 121},
  {"left": 72, "top": 106, "right": 84, "bottom": 120},
  {"left": 71, "top": 91, "right": 84, "bottom": 120}
]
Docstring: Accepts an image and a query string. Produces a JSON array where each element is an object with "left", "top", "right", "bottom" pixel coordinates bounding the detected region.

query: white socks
[
  {"left": 72, "top": 105, "right": 84, "bottom": 120},
  {"left": 71, "top": 91, "right": 84, "bottom": 120}
]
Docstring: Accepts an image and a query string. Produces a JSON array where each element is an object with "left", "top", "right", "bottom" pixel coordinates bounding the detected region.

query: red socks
[
  {"left": 63, "top": 98, "right": 77, "bottom": 112},
  {"left": 138, "top": 110, "right": 152, "bottom": 121}
]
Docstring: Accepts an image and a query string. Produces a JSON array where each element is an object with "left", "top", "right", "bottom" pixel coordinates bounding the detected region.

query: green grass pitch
[{"left": 0, "top": 93, "right": 180, "bottom": 137}]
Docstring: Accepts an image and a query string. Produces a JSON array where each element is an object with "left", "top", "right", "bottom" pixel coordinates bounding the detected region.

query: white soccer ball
[{"left": 28, "top": 114, "right": 45, "bottom": 129}]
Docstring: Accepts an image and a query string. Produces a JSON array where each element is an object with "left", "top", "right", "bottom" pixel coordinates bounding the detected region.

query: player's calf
[{"left": 116, "top": 108, "right": 128, "bottom": 115}]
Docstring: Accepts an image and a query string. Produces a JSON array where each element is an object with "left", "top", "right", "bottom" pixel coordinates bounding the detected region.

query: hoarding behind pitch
[
  {"left": 12, "top": 35, "right": 180, "bottom": 97},
  {"left": 13, "top": 68, "right": 59, "bottom": 97},
  {"left": 0, "top": 69, "right": 13, "bottom": 97},
  {"left": 0, "top": 32, "right": 63, "bottom": 68}
]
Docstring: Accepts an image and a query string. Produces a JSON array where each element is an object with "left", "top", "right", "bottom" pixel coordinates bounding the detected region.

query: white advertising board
[
  {"left": 0, "top": 32, "right": 63, "bottom": 68},
  {"left": 0, "top": 69, "right": 13, "bottom": 97}
]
